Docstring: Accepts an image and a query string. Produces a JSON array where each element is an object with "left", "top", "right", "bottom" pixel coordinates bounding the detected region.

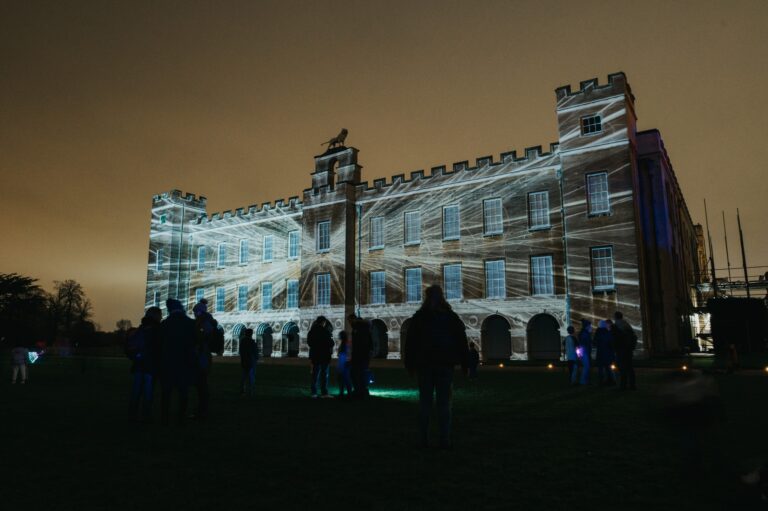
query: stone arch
[
  {"left": 256, "top": 323, "right": 274, "bottom": 358},
  {"left": 371, "top": 319, "right": 388, "bottom": 359},
  {"left": 282, "top": 321, "right": 300, "bottom": 358},
  {"left": 527, "top": 313, "right": 561, "bottom": 360},
  {"left": 481, "top": 314, "right": 512, "bottom": 362},
  {"left": 399, "top": 318, "right": 412, "bottom": 357},
  {"left": 230, "top": 323, "right": 246, "bottom": 355}
]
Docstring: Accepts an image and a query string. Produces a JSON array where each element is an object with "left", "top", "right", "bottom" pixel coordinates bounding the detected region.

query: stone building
[{"left": 145, "top": 72, "right": 702, "bottom": 359}]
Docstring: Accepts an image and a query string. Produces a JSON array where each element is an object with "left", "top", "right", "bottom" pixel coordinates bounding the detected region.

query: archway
[
  {"left": 256, "top": 323, "right": 273, "bottom": 358},
  {"left": 231, "top": 323, "right": 246, "bottom": 355},
  {"left": 527, "top": 313, "right": 561, "bottom": 360},
  {"left": 399, "top": 318, "right": 412, "bottom": 357},
  {"left": 481, "top": 315, "right": 511, "bottom": 362},
  {"left": 282, "top": 322, "right": 300, "bottom": 358},
  {"left": 371, "top": 319, "right": 388, "bottom": 359}
]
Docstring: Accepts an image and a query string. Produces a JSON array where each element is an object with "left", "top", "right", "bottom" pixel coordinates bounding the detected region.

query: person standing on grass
[
  {"left": 307, "top": 316, "right": 334, "bottom": 398},
  {"left": 595, "top": 320, "right": 616, "bottom": 386},
  {"left": 613, "top": 311, "right": 638, "bottom": 390},
  {"left": 578, "top": 319, "right": 593, "bottom": 385},
  {"left": 564, "top": 326, "right": 579, "bottom": 386},
  {"left": 160, "top": 299, "right": 196, "bottom": 425},
  {"left": 336, "top": 330, "right": 353, "bottom": 397},
  {"left": 10, "top": 341, "right": 29, "bottom": 384},
  {"left": 239, "top": 328, "right": 258, "bottom": 396},
  {"left": 467, "top": 342, "right": 480, "bottom": 380},
  {"left": 404, "top": 285, "right": 469, "bottom": 449},
  {"left": 349, "top": 315, "right": 372, "bottom": 398},
  {"left": 192, "top": 299, "right": 218, "bottom": 419},
  {"left": 127, "top": 307, "right": 162, "bottom": 421}
]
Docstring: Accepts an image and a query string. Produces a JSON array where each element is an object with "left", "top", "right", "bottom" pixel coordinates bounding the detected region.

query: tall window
[
  {"left": 216, "top": 287, "right": 225, "bottom": 312},
  {"left": 153, "top": 290, "right": 159, "bottom": 307},
  {"left": 369, "top": 216, "right": 385, "bottom": 250},
  {"left": 195, "top": 288, "right": 205, "bottom": 304},
  {"left": 316, "top": 273, "right": 331, "bottom": 306},
  {"left": 483, "top": 198, "right": 503, "bottom": 235},
  {"left": 155, "top": 248, "right": 163, "bottom": 271},
  {"left": 443, "top": 264, "right": 462, "bottom": 300},
  {"left": 316, "top": 221, "right": 331, "bottom": 252},
  {"left": 239, "top": 239, "right": 249, "bottom": 265},
  {"left": 485, "top": 260, "right": 506, "bottom": 299},
  {"left": 404, "top": 211, "right": 421, "bottom": 245},
  {"left": 238, "top": 285, "right": 248, "bottom": 311},
  {"left": 217, "top": 243, "right": 227, "bottom": 268},
  {"left": 288, "top": 230, "right": 300, "bottom": 260},
  {"left": 405, "top": 267, "right": 422, "bottom": 303},
  {"left": 263, "top": 235, "right": 274, "bottom": 262},
  {"left": 287, "top": 279, "right": 299, "bottom": 309},
  {"left": 581, "top": 114, "right": 602, "bottom": 135},
  {"left": 531, "top": 255, "right": 554, "bottom": 296},
  {"left": 370, "top": 271, "right": 386, "bottom": 305},
  {"left": 443, "top": 205, "right": 460, "bottom": 240},
  {"left": 528, "top": 191, "right": 550, "bottom": 229},
  {"left": 591, "top": 246, "right": 615, "bottom": 290},
  {"left": 197, "top": 246, "right": 206, "bottom": 270},
  {"left": 261, "top": 282, "right": 273, "bottom": 310},
  {"left": 586, "top": 172, "right": 610, "bottom": 214}
]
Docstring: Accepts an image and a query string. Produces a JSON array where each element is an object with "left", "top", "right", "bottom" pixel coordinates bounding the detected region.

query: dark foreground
[{"left": 1, "top": 356, "right": 767, "bottom": 510}]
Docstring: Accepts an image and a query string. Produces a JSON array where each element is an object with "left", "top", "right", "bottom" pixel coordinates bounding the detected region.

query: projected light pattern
[{"left": 145, "top": 73, "right": 702, "bottom": 359}]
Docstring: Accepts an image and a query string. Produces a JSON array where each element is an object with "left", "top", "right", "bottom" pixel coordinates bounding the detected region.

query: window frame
[
  {"left": 370, "top": 270, "right": 386, "bottom": 305},
  {"left": 586, "top": 172, "right": 611, "bottom": 216},
  {"left": 369, "top": 216, "right": 385, "bottom": 251},
  {"left": 155, "top": 248, "right": 163, "bottom": 272},
  {"left": 403, "top": 210, "right": 421, "bottom": 246},
  {"left": 197, "top": 246, "right": 206, "bottom": 271},
  {"left": 263, "top": 235, "right": 274, "bottom": 263},
  {"left": 442, "top": 204, "right": 461, "bottom": 241},
  {"left": 482, "top": 198, "right": 504, "bottom": 236},
  {"left": 239, "top": 239, "right": 249, "bottom": 265},
  {"left": 287, "top": 230, "right": 300, "bottom": 260},
  {"left": 580, "top": 114, "right": 603, "bottom": 136},
  {"left": 315, "top": 273, "right": 331, "bottom": 307},
  {"left": 527, "top": 191, "right": 551, "bottom": 231},
  {"left": 261, "top": 281, "right": 273, "bottom": 310},
  {"left": 484, "top": 259, "right": 506, "bottom": 299},
  {"left": 195, "top": 288, "right": 206, "bottom": 304},
  {"left": 443, "top": 263, "right": 463, "bottom": 301},
  {"left": 590, "top": 245, "right": 616, "bottom": 292},
  {"left": 215, "top": 287, "right": 226, "bottom": 313},
  {"left": 237, "top": 284, "right": 249, "bottom": 312},
  {"left": 404, "top": 267, "right": 422, "bottom": 303},
  {"left": 316, "top": 220, "right": 331, "bottom": 253},
  {"left": 217, "top": 242, "right": 227, "bottom": 268},
  {"left": 530, "top": 254, "right": 555, "bottom": 296},
  {"left": 286, "top": 279, "right": 299, "bottom": 309}
]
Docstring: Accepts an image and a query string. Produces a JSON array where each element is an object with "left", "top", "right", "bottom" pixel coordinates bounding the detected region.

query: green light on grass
[{"left": 368, "top": 388, "right": 419, "bottom": 400}]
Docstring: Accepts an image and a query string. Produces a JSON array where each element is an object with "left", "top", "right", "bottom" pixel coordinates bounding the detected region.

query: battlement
[
  {"left": 198, "top": 195, "right": 302, "bottom": 224},
  {"left": 555, "top": 72, "right": 634, "bottom": 103},
  {"left": 152, "top": 189, "right": 207, "bottom": 209}
]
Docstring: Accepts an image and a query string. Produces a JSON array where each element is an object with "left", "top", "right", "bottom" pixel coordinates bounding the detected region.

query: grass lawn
[{"left": 2, "top": 355, "right": 767, "bottom": 510}]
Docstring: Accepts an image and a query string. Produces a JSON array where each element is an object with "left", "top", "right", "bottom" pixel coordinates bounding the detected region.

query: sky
[{"left": 1, "top": 0, "right": 766, "bottom": 329}]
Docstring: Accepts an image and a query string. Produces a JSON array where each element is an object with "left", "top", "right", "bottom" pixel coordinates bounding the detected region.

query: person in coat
[
  {"left": 563, "top": 326, "right": 579, "bottom": 386},
  {"left": 578, "top": 319, "right": 593, "bottom": 385},
  {"left": 239, "top": 328, "right": 258, "bottom": 396},
  {"left": 128, "top": 306, "right": 162, "bottom": 420},
  {"left": 307, "top": 316, "right": 334, "bottom": 398},
  {"left": 336, "top": 330, "right": 353, "bottom": 397},
  {"left": 594, "top": 320, "right": 616, "bottom": 386},
  {"left": 159, "top": 299, "right": 197, "bottom": 425},
  {"left": 404, "top": 285, "right": 469, "bottom": 449},
  {"left": 349, "top": 315, "right": 372, "bottom": 398},
  {"left": 614, "top": 311, "right": 638, "bottom": 390},
  {"left": 467, "top": 342, "right": 480, "bottom": 380},
  {"left": 192, "top": 299, "right": 218, "bottom": 419}
]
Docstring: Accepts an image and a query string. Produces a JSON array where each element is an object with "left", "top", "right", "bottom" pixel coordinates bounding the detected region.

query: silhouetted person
[
  {"left": 564, "top": 326, "right": 578, "bottom": 385},
  {"left": 10, "top": 342, "right": 29, "bottom": 384},
  {"left": 404, "top": 285, "right": 469, "bottom": 449},
  {"left": 578, "top": 319, "right": 593, "bottom": 385},
  {"left": 349, "top": 315, "right": 372, "bottom": 398},
  {"left": 595, "top": 320, "right": 615, "bottom": 386},
  {"left": 239, "top": 328, "right": 258, "bottom": 396},
  {"left": 613, "top": 311, "right": 638, "bottom": 390},
  {"left": 192, "top": 299, "right": 217, "bottom": 418},
  {"left": 336, "top": 331, "right": 352, "bottom": 397},
  {"left": 160, "top": 299, "right": 196, "bottom": 425},
  {"left": 127, "top": 307, "right": 162, "bottom": 421},
  {"left": 307, "top": 316, "right": 333, "bottom": 398},
  {"left": 467, "top": 342, "right": 480, "bottom": 379}
]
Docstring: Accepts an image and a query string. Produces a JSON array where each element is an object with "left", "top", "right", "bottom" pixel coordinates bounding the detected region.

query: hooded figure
[
  {"left": 594, "top": 319, "right": 615, "bottom": 385},
  {"left": 159, "top": 299, "right": 196, "bottom": 425}
]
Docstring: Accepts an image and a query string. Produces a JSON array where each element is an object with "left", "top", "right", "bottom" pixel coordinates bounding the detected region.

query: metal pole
[
  {"left": 737, "top": 209, "right": 751, "bottom": 299},
  {"left": 722, "top": 211, "right": 732, "bottom": 293},
  {"left": 704, "top": 200, "right": 718, "bottom": 298},
  {"left": 558, "top": 168, "right": 571, "bottom": 330}
]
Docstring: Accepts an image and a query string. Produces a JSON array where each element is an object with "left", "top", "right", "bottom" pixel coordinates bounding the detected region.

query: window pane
[
  {"left": 153, "top": 291, "right": 159, "bottom": 307},
  {"left": 263, "top": 235, "right": 274, "bottom": 262},
  {"left": 239, "top": 240, "right": 248, "bottom": 264},
  {"left": 216, "top": 287, "right": 225, "bottom": 312},
  {"left": 528, "top": 192, "right": 550, "bottom": 229},
  {"left": 317, "top": 221, "right": 331, "bottom": 252},
  {"left": 404, "top": 211, "right": 420, "bottom": 245},
  {"left": 288, "top": 231, "right": 300, "bottom": 259},
  {"left": 370, "top": 216, "right": 385, "bottom": 249},
  {"left": 444, "top": 264, "right": 462, "bottom": 300},
  {"left": 485, "top": 260, "right": 506, "bottom": 299},
  {"left": 587, "top": 173, "right": 610, "bottom": 214},
  {"left": 405, "top": 268, "right": 422, "bottom": 303},
  {"left": 370, "top": 271, "right": 386, "bottom": 304},
  {"left": 531, "top": 255, "right": 554, "bottom": 295},
  {"left": 155, "top": 248, "right": 163, "bottom": 271},
  {"left": 261, "top": 282, "right": 272, "bottom": 310},
  {"left": 287, "top": 280, "right": 299, "bottom": 309},
  {"left": 483, "top": 199, "right": 503, "bottom": 235},
  {"left": 443, "top": 205, "right": 460, "bottom": 240},
  {"left": 195, "top": 288, "right": 205, "bottom": 303},
  {"left": 238, "top": 285, "right": 248, "bottom": 311},
  {"left": 581, "top": 114, "right": 602, "bottom": 135},
  {"left": 197, "top": 247, "right": 206, "bottom": 270},
  {"left": 591, "top": 246, "right": 615, "bottom": 290},
  {"left": 217, "top": 243, "right": 227, "bottom": 268},
  {"left": 316, "top": 273, "right": 331, "bottom": 306}
]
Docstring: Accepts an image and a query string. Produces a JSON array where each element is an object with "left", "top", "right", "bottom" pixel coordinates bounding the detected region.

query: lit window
[
  {"left": 153, "top": 290, "right": 159, "bottom": 307},
  {"left": 528, "top": 192, "right": 550, "bottom": 229},
  {"left": 287, "top": 279, "right": 299, "bottom": 309},
  {"left": 405, "top": 267, "right": 422, "bottom": 303},
  {"left": 531, "top": 255, "right": 554, "bottom": 296},
  {"left": 316, "top": 273, "right": 331, "bottom": 306},
  {"left": 237, "top": 285, "right": 248, "bottom": 312},
  {"left": 155, "top": 248, "right": 163, "bottom": 272},
  {"left": 370, "top": 271, "right": 386, "bottom": 305},
  {"left": 581, "top": 114, "right": 602, "bottom": 135},
  {"left": 216, "top": 287, "right": 226, "bottom": 313},
  {"left": 483, "top": 198, "right": 503, "bottom": 235},
  {"left": 263, "top": 235, "right": 274, "bottom": 262},
  {"left": 195, "top": 288, "right": 205, "bottom": 304},
  {"left": 404, "top": 211, "right": 420, "bottom": 245},
  {"left": 261, "top": 282, "right": 272, "bottom": 310},
  {"left": 159, "top": 214, "right": 167, "bottom": 225},
  {"left": 197, "top": 247, "right": 206, "bottom": 271},
  {"left": 485, "top": 260, "right": 506, "bottom": 299},
  {"left": 591, "top": 246, "right": 615, "bottom": 291},
  {"left": 316, "top": 221, "right": 331, "bottom": 252},
  {"left": 586, "top": 172, "right": 610, "bottom": 215},
  {"left": 217, "top": 243, "right": 227, "bottom": 268},
  {"left": 443, "top": 205, "right": 460, "bottom": 240},
  {"left": 444, "top": 264, "right": 462, "bottom": 300},
  {"left": 369, "top": 216, "right": 385, "bottom": 250},
  {"left": 288, "top": 231, "right": 300, "bottom": 260},
  {"left": 239, "top": 240, "right": 249, "bottom": 265}
]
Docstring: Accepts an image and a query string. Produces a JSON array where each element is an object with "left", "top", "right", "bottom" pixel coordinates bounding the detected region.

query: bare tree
[{"left": 115, "top": 319, "right": 132, "bottom": 332}]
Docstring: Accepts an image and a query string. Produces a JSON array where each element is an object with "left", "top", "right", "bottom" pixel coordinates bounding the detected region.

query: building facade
[{"left": 145, "top": 72, "right": 702, "bottom": 359}]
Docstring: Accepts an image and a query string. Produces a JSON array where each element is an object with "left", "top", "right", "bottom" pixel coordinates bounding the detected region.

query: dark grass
[{"left": 2, "top": 356, "right": 767, "bottom": 510}]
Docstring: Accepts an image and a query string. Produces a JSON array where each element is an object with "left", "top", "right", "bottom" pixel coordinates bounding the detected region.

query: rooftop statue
[{"left": 321, "top": 128, "right": 348, "bottom": 149}]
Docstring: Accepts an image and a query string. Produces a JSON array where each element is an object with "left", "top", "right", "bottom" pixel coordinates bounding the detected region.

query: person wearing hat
[{"left": 159, "top": 299, "right": 196, "bottom": 425}]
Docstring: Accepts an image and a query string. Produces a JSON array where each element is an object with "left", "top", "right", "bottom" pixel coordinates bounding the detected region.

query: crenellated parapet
[
  {"left": 198, "top": 196, "right": 302, "bottom": 225},
  {"left": 555, "top": 72, "right": 634, "bottom": 104},
  {"left": 151, "top": 189, "right": 207, "bottom": 210}
]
